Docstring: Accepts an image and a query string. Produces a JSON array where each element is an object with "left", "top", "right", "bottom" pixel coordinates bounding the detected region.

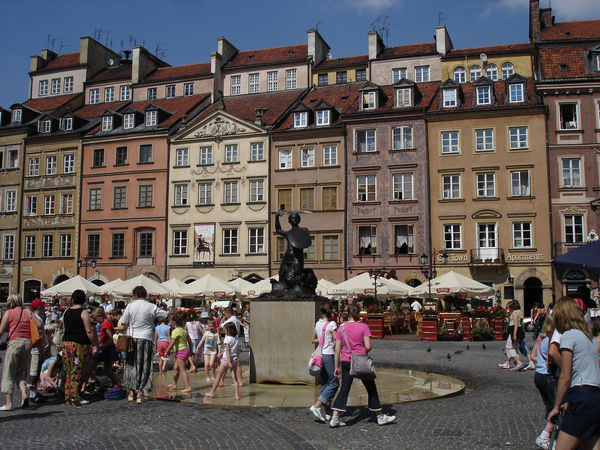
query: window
[
  {"left": 38, "top": 120, "right": 51, "bottom": 133},
  {"left": 443, "top": 89, "right": 457, "bottom": 107},
  {"left": 475, "top": 129, "right": 494, "bottom": 152},
  {"left": 115, "top": 147, "right": 127, "bottom": 165},
  {"left": 562, "top": 158, "right": 582, "bottom": 187},
  {"left": 394, "top": 225, "right": 414, "bottom": 254},
  {"left": 25, "top": 196, "right": 37, "bottom": 216},
  {"left": 356, "top": 69, "right": 367, "bottom": 81},
  {"left": 278, "top": 148, "right": 292, "bottom": 169},
  {"left": 300, "top": 188, "right": 314, "bottom": 210},
  {"left": 513, "top": 222, "right": 532, "bottom": 248},
  {"left": 294, "top": 112, "right": 307, "bottom": 128},
  {"left": 509, "top": 84, "right": 524, "bottom": 103},
  {"left": 278, "top": 189, "right": 292, "bottom": 211},
  {"left": 176, "top": 148, "right": 189, "bottom": 166},
  {"left": 123, "top": 113, "right": 135, "bottom": 129},
  {"left": 12, "top": 109, "right": 22, "bottom": 122},
  {"left": 147, "top": 87, "right": 157, "bottom": 100},
  {"left": 39, "top": 80, "right": 48, "bottom": 96},
  {"left": 25, "top": 236, "right": 35, "bottom": 258},
  {"left": 89, "top": 88, "right": 99, "bottom": 104},
  {"left": 392, "top": 126, "right": 413, "bottom": 150},
  {"left": 200, "top": 146, "right": 213, "bottom": 165},
  {"left": 104, "top": 87, "right": 115, "bottom": 102},
  {"left": 64, "top": 76, "right": 73, "bottom": 93},
  {"left": 267, "top": 71, "right": 278, "bottom": 91},
  {"left": 415, "top": 66, "right": 430, "bottom": 82},
  {"left": 138, "top": 185, "right": 153, "bottom": 207},
  {"left": 362, "top": 91, "right": 376, "bottom": 110},
  {"left": 4, "top": 190, "right": 16, "bottom": 212},
  {"left": 60, "top": 234, "right": 71, "bottom": 257},
  {"left": 357, "top": 175, "right": 376, "bottom": 202},
  {"left": 323, "top": 187, "right": 337, "bottom": 210},
  {"left": 251, "top": 142, "right": 264, "bottom": 161},
  {"left": 249, "top": 179, "right": 264, "bottom": 202},
  {"left": 304, "top": 236, "right": 316, "bottom": 261},
  {"left": 249, "top": 73, "right": 259, "bottom": 93},
  {"left": 120, "top": 85, "right": 131, "bottom": 101},
  {"left": 356, "top": 129, "right": 376, "bottom": 152},
  {"left": 89, "top": 188, "right": 102, "bottom": 210},
  {"left": 42, "top": 235, "right": 53, "bottom": 258},
  {"left": 2, "top": 235, "right": 14, "bottom": 261},
  {"left": 145, "top": 110, "right": 157, "bottom": 126},
  {"left": 88, "top": 234, "right": 100, "bottom": 258},
  {"left": 113, "top": 186, "right": 127, "bottom": 209},
  {"left": 501, "top": 63, "right": 514, "bottom": 79},
  {"left": 51, "top": 78, "right": 61, "bottom": 94},
  {"left": 93, "top": 149, "right": 104, "bottom": 167},
  {"left": 198, "top": 182, "right": 213, "bottom": 205},
  {"left": 442, "top": 174, "right": 461, "bottom": 199},
  {"left": 511, "top": 170, "right": 530, "bottom": 196},
  {"left": 166, "top": 85, "right": 176, "bottom": 98},
  {"left": 222, "top": 229, "right": 238, "bottom": 254},
  {"left": 112, "top": 233, "right": 125, "bottom": 257},
  {"left": 44, "top": 195, "right": 55, "bottom": 215},
  {"left": 396, "top": 88, "right": 412, "bottom": 107},
  {"left": 7, "top": 149, "right": 17, "bottom": 169},
  {"left": 60, "top": 117, "right": 73, "bottom": 131},
  {"left": 46, "top": 155, "right": 57, "bottom": 175},
  {"left": 470, "top": 65, "right": 482, "bottom": 82},
  {"left": 565, "top": 215, "right": 584, "bottom": 243},
  {"left": 285, "top": 69, "right": 297, "bottom": 89},
  {"left": 486, "top": 64, "right": 498, "bottom": 81},
  {"left": 28, "top": 157, "right": 39, "bottom": 177},
  {"left": 225, "top": 144, "right": 238, "bottom": 163},
  {"left": 223, "top": 181, "right": 238, "bottom": 204},
  {"left": 60, "top": 193, "right": 73, "bottom": 214},
  {"left": 392, "top": 173, "right": 413, "bottom": 200},
  {"left": 441, "top": 131, "right": 460, "bottom": 153},
  {"left": 323, "top": 145, "right": 337, "bottom": 166},
  {"left": 173, "top": 230, "right": 188, "bottom": 255},
  {"left": 392, "top": 68, "right": 407, "bottom": 83},
  {"left": 336, "top": 71, "right": 347, "bottom": 83},
  {"left": 477, "top": 172, "right": 496, "bottom": 197},
  {"left": 358, "top": 226, "right": 377, "bottom": 255},
  {"left": 559, "top": 103, "right": 578, "bottom": 130},
  {"left": 444, "top": 224, "right": 462, "bottom": 249},
  {"left": 139, "top": 232, "right": 153, "bottom": 257},
  {"left": 318, "top": 74, "right": 328, "bottom": 86},
  {"left": 101, "top": 116, "right": 113, "bottom": 131},
  {"left": 323, "top": 236, "right": 339, "bottom": 260},
  {"left": 184, "top": 83, "right": 194, "bottom": 96},
  {"left": 301, "top": 147, "right": 314, "bottom": 168},
  {"left": 230, "top": 75, "right": 241, "bottom": 95},
  {"left": 316, "top": 110, "right": 330, "bottom": 126},
  {"left": 249, "top": 228, "right": 264, "bottom": 254},
  {"left": 509, "top": 127, "right": 528, "bottom": 149},
  {"left": 476, "top": 86, "right": 491, "bottom": 105},
  {"left": 453, "top": 67, "right": 466, "bottom": 83},
  {"left": 174, "top": 184, "right": 188, "bottom": 206},
  {"left": 139, "top": 144, "right": 153, "bottom": 163}
]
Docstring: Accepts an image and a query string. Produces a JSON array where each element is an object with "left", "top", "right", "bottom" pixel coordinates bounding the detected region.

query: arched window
[
  {"left": 470, "top": 65, "right": 482, "bottom": 82},
  {"left": 486, "top": 64, "right": 498, "bottom": 81},
  {"left": 453, "top": 66, "right": 466, "bottom": 83},
  {"left": 501, "top": 63, "right": 514, "bottom": 79}
]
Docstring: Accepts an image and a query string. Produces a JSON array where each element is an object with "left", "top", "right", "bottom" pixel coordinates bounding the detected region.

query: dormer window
[
  {"left": 38, "top": 120, "right": 51, "bottom": 133},
  {"left": 509, "top": 83, "right": 524, "bottom": 103},
  {"left": 124, "top": 113, "right": 135, "bottom": 129},
  {"left": 101, "top": 116, "right": 113, "bottom": 131},
  {"left": 362, "top": 91, "right": 376, "bottom": 110},
  {"left": 294, "top": 112, "right": 307, "bottom": 128},
  {"left": 476, "top": 86, "right": 491, "bottom": 105},
  {"left": 596, "top": 54, "right": 600, "bottom": 71},
  {"left": 316, "top": 110, "right": 330, "bottom": 126},
  {"left": 396, "top": 88, "right": 412, "bottom": 107},
  {"left": 60, "top": 117, "right": 73, "bottom": 131},
  {"left": 12, "top": 109, "right": 21, "bottom": 123},
  {"left": 443, "top": 89, "right": 457, "bottom": 107},
  {"left": 146, "top": 110, "right": 157, "bottom": 126},
  {"left": 453, "top": 67, "right": 466, "bottom": 83}
]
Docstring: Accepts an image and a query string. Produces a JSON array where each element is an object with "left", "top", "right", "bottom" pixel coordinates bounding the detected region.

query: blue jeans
[{"left": 318, "top": 354, "right": 339, "bottom": 406}]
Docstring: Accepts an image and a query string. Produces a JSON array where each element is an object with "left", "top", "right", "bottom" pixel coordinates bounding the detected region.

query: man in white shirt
[
  {"left": 220, "top": 307, "right": 241, "bottom": 335},
  {"left": 411, "top": 299, "right": 422, "bottom": 312}
]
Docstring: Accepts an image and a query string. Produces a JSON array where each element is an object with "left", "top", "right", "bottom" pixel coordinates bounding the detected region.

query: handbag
[
  {"left": 341, "top": 324, "right": 376, "bottom": 380},
  {"left": 52, "top": 311, "right": 66, "bottom": 347},
  {"left": 308, "top": 321, "right": 329, "bottom": 377},
  {"left": 116, "top": 322, "right": 134, "bottom": 353},
  {"left": 0, "top": 306, "right": 24, "bottom": 351},
  {"left": 30, "top": 314, "right": 42, "bottom": 347}
]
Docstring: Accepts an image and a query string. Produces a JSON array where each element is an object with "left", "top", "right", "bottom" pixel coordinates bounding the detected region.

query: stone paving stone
[{"left": 0, "top": 336, "right": 543, "bottom": 449}]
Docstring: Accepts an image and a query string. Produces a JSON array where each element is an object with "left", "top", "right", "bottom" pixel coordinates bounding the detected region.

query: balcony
[
  {"left": 553, "top": 241, "right": 585, "bottom": 258},
  {"left": 469, "top": 248, "right": 506, "bottom": 266}
]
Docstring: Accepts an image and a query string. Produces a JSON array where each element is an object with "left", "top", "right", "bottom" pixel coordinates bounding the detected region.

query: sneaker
[
  {"left": 325, "top": 414, "right": 332, "bottom": 421},
  {"left": 310, "top": 405, "right": 325, "bottom": 422},
  {"left": 498, "top": 362, "right": 510, "bottom": 369},
  {"left": 377, "top": 414, "right": 397, "bottom": 426},
  {"left": 526, "top": 362, "right": 535, "bottom": 371},
  {"left": 517, "top": 363, "right": 528, "bottom": 372},
  {"left": 78, "top": 399, "right": 90, "bottom": 406},
  {"left": 329, "top": 417, "right": 346, "bottom": 428},
  {"left": 535, "top": 434, "right": 551, "bottom": 450}
]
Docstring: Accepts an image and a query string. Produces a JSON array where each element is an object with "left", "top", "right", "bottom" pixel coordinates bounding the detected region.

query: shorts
[
  {"left": 220, "top": 355, "right": 239, "bottom": 368},
  {"left": 561, "top": 386, "right": 600, "bottom": 439},
  {"left": 157, "top": 341, "right": 170, "bottom": 357},
  {"left": 191, "top": 339, "right": 199, "bottom": 353},
  {"left": 93, "top": 345, "right": 119, "bottom": 363},
  {"left": 505, "top": 336, "right": 518, "bottom": 358},
  {"left": 176, "top": 349, "right": 190, "bottom": 361}
]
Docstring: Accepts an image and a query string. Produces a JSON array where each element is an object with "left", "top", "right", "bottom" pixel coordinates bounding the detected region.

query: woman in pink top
[{"left": 329, "top": 304, "right": 396, "bottom": 427}]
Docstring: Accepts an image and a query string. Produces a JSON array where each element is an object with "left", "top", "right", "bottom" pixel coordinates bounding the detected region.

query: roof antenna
[
  {"left": 438, "top": 12, "right": 445, "bottom": 26},
  {"left": 314, "top": 21, "right": 321, "bottom": 31}
]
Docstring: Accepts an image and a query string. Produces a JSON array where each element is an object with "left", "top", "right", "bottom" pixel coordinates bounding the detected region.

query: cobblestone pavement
[{"left": 0, "top": 337, "right": 544, "bottom": 449}]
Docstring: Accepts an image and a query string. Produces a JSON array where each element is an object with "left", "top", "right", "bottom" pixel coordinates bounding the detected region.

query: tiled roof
[
  {"left": 72, "top": 101, "right": 130, "bottom": 119},
  {"left": 225, "top": 45, "right": 308, "bottom": 69},
  {"left": 444, "top": 43, "right": 530, "bottom": 59},
  {"left": 377, "top": 42, "right": 437, "bottom": 60},
  {"left": 89, "top": 64, "right": 132, "bottom": 83},
  {"left": 314, "top": 54, "right": 368, "bottom": 70},
  {"left": 538, "top": 46, "right": 600, "bottom": 79},
  {"left": 140, "top": 63, "right": 211, "bottom": 83},
  {"left": 32, "top": 53, "right": 81, "bottom": 73},
  {"left": 22, "top": 94, "right": 81, "bottom": 112},
  {"left": 538, "top": 20, "right": 600, "bottom": 41}
]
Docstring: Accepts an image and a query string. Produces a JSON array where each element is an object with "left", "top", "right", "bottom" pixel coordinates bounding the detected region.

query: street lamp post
[
  {"left": 369, "top": 268, "right": 383, "bottom": 308},
  {"left": 420, "top": 250, "right": 449, "bottom": 301},
  {"left": 77, "top": 256, "right": 97, "bottom": 279}
]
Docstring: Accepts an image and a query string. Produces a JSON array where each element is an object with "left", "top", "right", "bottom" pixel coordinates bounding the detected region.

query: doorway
[
  {"left": 523, "top": 277, "right": 542, "bottom": 317},
  {"left": 23, "top": 280, "right": 42, "bottom": 303}
]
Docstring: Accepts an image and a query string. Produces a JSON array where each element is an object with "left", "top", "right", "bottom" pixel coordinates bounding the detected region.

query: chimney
[
  {"left": 368, "top": 31, "right": 385, "bottom": 60},
  {"left": 435, "top": 25, "right": 453, "bottom": 56},
  {"left": 217, "top": 37, "right": 238, "bottom": 64},
  {"left": 529, "top": 0, "right": 541, "bottom": 41},
  {"left": 40, "top": 49, "right": 57, "bottom": 61},
  {"left": 307, "top": 29, "right": 330, "bottom": 67},
  {"left": 540, "top": 8, "right": 554, "bottom": 29}
]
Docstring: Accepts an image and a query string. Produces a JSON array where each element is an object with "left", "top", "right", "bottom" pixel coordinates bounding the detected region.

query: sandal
[
  {"left": 0, "top": 405, "right": 13, "bottom": 411},
  {"left": 127, "top": 395, "right": 134, "bottom": 402}
]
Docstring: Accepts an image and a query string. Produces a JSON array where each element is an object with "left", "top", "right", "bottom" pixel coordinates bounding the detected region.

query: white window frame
[
  {"left": 123, "top": 113, "right": 135, "bottom": 129},
  {"left": 476, "top": 86, "right": 491, "bottom": 105},
  {"left": 60, "top": 234, "right": 72, "bottom": 257},
  {"left": 509, "top": 127, "right": 528, "bottom": 149},
  {"left": 278, "top": 149, "right": 292, "bottom": 169},
  {"left": 356, "top": 175, "right": 376, "bottom": 202},
  {"left": 42, "top": 235, "right": 53, "bottom": 258},
  {"left": 562, "top": 158, "right": 582, "bottom": 187},
  {"left": 558, "top": 102, "right": 579, "bottom": 130},
  {"left": 44, "top": 194, "right": 55, "bottom": 215},
  {"left": 486, "top": 64, "right": 498, "bottom": 81},
  {"left": 7, "top": 149, "right": 18, "bottom": 169},
  {"left": 470, "top": 65, "right": 482, "bottom": 82},
  {"left": 249, "top": 73, "right": 259, "bottom": 93},
  {"left": 225, "top": 144, "right": 239, "bottom": 163},
  {"left": 39, "top": 80, "right": 48, "bottom": 96},
  {"left": 441, "top": 131, "right": 460, "bottom": 154},
  {"left": 294, "top": 112, "right": 307, "bottom": 128},
  {"left": 51, "top": 78, "right": 61, "bottom": 94},
  {"left": 316, "top": 110, "right": 330, "bottom": 126},
  {"left": 511, "top": 170, "right": 531, "bottom": 196},
  {"left": 251, "top": 142, "right": 264, "bottom": 161},
  {"left": 89, "top": 188, "right": 102, "bottom": 210},
  {"left": 104, "top": 86, "right": 115, "bottom": 102},
  {"left": 362, "top": 91, "right": 376, "bottom": 110},
  {"left": 89, "top": 88, "right": 99, "bottom": 104},
  {"left": 223, "top": 181, "right": 239, "bottom": 204},
  {"left": 173, "top": 230, "right": 188, "bottom": 255},
  {"left": 358, "top": 226, "right": 377, "bottom": 255},
  {"left": 476, "top": 172, "right": 496, "bottom": 198},
  {"left": 222, "top": 229, "right": 238, "bottom": 255},
  {"left": 396, "top": 88, "right": 412, "bottom": 107},
  {"left": 166, "top": 85, "right": 176, "bottom": 98},
  {"left": 120, "top": 85, "right": 131, "bottom": 101},
  {"left": 475, "top": 129, "right": 494, "bottom": 152},
  {"left": 564, "top": 214, "right": 584, "bottom": 243},
  {"left": 249, "top": 179, "right": 264, "bottom": 202},
  {"left": 198, "top": 182, "right": 213, "bottom": 205},
  {"left": 392, "top": 67, "right": 407, "bottom": 83},
  {"left": 60, "top": 193, "right": 73, "bottom": 214},
  {"left": 323, "top": 145, "right": 337, "bottom": 166},
  {"left": 443, "top": 89, "right": 457, "bottom": 107},
  {"left": 3, "top": 234, "right": 15, "bottom": 261},
  {"left": 12, "top": 109, "right": 22, "bottom": 122},
  {"left": 392, "top": 126, "right": 413, "bottom": 150},
  {"left": 175, "top": 148, "right": 189, "bottom": 167},
  {"left": 285, "top": 69, "right": 297, "bottom": 89},
  {"left": 101, "top": 116, "right": 113, "bottom": 131},
  {"left": 248, "top": 228, "right": 264, "bottom": 254},
  {"left": 230, "top": 75, "right": 241, "bottom": 95},
  {"left": 442, "top": 174, "right": 461, "bottom": 199},
  {"left": 64, "top": 76, "right": 73, "bottom": 93},
  {"left": 267, "top": 71, "right": 278, "bottom": 91},
  {"left": 200, "top": 147, "right": 213, "bottom": 165},
  {"left": 501, "top": 63, "right": 514, "bottom": 79},
  {"left": 509, "top": 84, "right": 524, "bottom": 103},
  {"left": 392, "top": 173, "right": 413, "bottom": 200},
  {"left": 356, "top": 129, "right": 376, "bottom": 152},
  {"left": 513, "top": 222, "right": 532, "bottom": 249},
  {"left": 60, "top": 117, "right": 73, "bottom": 131},
  {"left": 38, "top": 120, "right": 51, "bottom": 133},
  {"left": 145, "top": 111, "right": 157, "bottom": 126},
  {"left": 28, "top": 157, "right": 39, "bottom": 177},
  {"left": 300, "top": 147, "right": 314, "bottom": 168},
  {"left": 147, "top": 87, "right": 157, "bottom": 100},
  {"left": 444, "top": 224, "right": 462, "bottom": 249},
  {"left": 415, "top": 66, "right": 430, "bottom": 82},
  {"left": 25, "top": 195, "right": 37, "bottom": 216},
  {"left": 184, "top": 83, "right": 194, "bottom": 96},
  {"left": 4, "top": 190, "right": 17, "bottom": 212},
  {"left": 174, "top": 184, "right": 189, "bottom": 206},
  {"left": 453, "top": 67, "right": 466, "bottom": 83},
  {"left": 25, "top": 235, "right": 35, "bottom": 258},
  {"left": 46, "top": 155, "right": 57, "bottom": 175}
]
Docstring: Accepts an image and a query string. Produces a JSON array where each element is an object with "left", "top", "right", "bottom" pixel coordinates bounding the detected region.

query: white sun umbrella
[
  {"left": 385, "top": 278, "right": 414, "bottom": 297},
  {"left": 98, "top": 278, "right": 123, "bottom": 296},
  {"left": 41, "top": 275, "right": 103, "bottom": 298},
  {"left": 328, "top": 272, "right": 406, "bottom": 298},
  {"left": 242, "top": 275, "right": 278, "bottom": 298},
  {"left": 410, "top": 270, "right": 494, "bottom": 297},
  {"left": 111, "top": 274, "right": 170, "bottom": 298},
  {"left": 316, "top": 279, "right": 337, "bottom": 299},
  {"left": 178, "top": 274, "right": 235, "bottom": 299},
  {"left": 228, "top": 277, "right": 254, "bottom": 296},
  {"left": 161, "top": 278, "right": 187, "bottom": 295}
]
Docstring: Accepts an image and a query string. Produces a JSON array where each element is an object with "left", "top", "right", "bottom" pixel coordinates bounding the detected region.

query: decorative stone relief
[{"left": 194, "top": 117, "right": 246, "bottom": 139}]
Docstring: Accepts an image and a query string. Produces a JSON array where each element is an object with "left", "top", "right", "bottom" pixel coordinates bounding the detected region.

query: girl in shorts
[
  {"left": 88, "top": 308, "right": 121, "bottom": 388},
  {"left": 196, "top": 319, "right": 219, "bottom": 383},
  {"left": 205, "top": 323, "right": 241, "bottom": 400},
  {"left": 165, "top": 315, "right": 193, "bottom": 393},
  {"left": 154, "top": 317, "right": 171, "bottom": 372}
]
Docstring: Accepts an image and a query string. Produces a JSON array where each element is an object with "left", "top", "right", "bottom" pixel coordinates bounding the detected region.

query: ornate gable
[{"left": 173, "top": 110, "right": 265, "bottom": 143}]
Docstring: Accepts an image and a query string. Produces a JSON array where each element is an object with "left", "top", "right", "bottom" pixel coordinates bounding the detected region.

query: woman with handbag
[
  {"left": 329, "top": 304, "right": 396, "bottom": 427},
  {"left": 0, "top": 293, "right": 40, "bottom": 410}
]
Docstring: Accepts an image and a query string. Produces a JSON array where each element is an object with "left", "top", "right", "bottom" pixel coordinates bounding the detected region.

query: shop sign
[
  {"left": 506, "top": 253, "right": 544, "bottom": 262},
  {"left": 565, "top": 270, "right": 585, "bottom": 280}
]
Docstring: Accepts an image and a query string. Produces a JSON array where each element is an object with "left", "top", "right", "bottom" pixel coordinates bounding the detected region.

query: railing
[
  {"left": 469, "top": 248, "right": 506, "bottom": 265},
  {"left": 553, "top": 241, "right": 585, "bottom": 258}
]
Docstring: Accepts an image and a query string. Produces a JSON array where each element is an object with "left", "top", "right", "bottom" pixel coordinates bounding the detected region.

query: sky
[{"left": 1, "top": 0, "right": 599, "bottom": 108}]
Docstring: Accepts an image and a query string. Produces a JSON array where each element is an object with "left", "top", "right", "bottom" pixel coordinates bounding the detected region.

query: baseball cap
[
  {"left": 31, "top": 298, "right": 48, "bottom": 309},
  {"left": 200, "top": 311, "right": 209, "bottom": 318}
]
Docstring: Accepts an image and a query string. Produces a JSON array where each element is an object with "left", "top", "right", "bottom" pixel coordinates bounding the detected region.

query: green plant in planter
[
  {"left": 472, "top": 326, "right": 494, "bottom": 341},
  {"left": 422, "top": 309, "right": 437, "bottom": 316},
  {"left": 438, "top": 326, "right": 449, "bottom": 340}
]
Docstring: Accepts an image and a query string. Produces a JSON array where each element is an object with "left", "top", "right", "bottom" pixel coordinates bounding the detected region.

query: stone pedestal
[{"left": 250, "top": 300, "right": 318, "bottom": 384}]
